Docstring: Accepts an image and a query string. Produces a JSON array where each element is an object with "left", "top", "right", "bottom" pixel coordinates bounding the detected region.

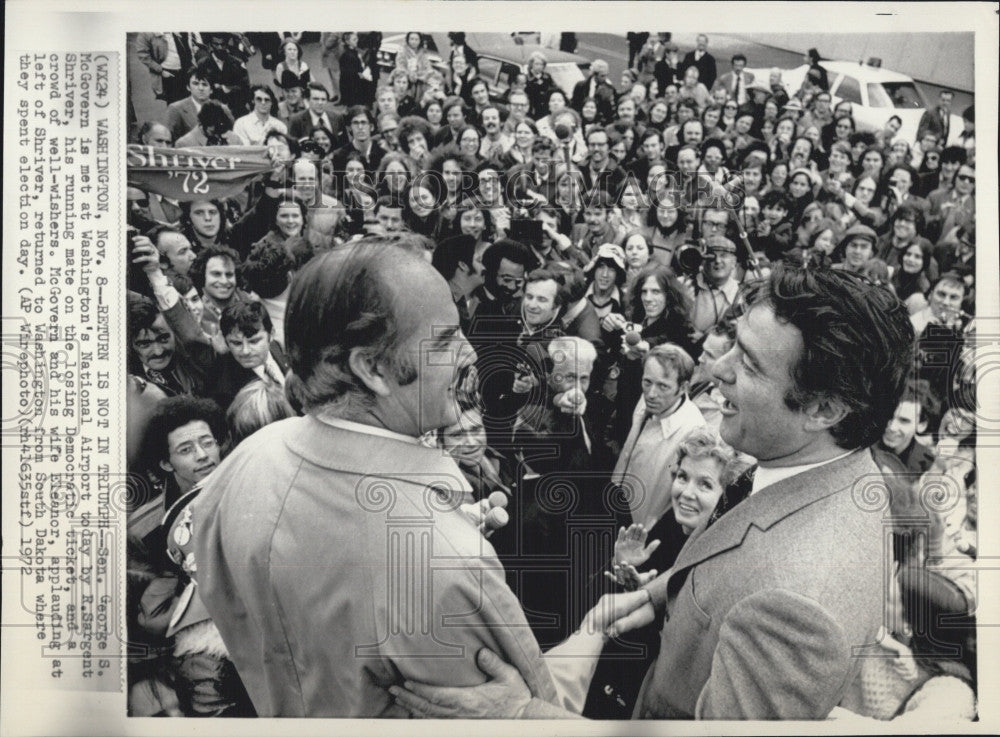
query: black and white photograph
[
  {"left": 120, "top": 24, "right": 986, "bottom": 722},
  {"left": 2, "top": 3, "right": 996, "bottom": 735}
]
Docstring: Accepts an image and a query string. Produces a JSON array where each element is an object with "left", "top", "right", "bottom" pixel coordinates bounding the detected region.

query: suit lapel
[{"left": 669, "top": 450, "right": 874, "bottom": 577}]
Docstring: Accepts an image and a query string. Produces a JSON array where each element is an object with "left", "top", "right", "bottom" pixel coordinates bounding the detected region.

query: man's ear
[
  {"left": 348, "top": 346, "right": 392, "bottom": 397},
  {"left": 803, "top": 395, "right": 850, "bottom": 433},
  {"left": 159, "top": 459, "right": 175, "bottom": 475}
]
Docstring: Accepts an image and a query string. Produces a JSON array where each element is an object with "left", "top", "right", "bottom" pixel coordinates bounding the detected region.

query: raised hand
[{"left": 613, "top": 523, "right": 662, "bottom": 568}]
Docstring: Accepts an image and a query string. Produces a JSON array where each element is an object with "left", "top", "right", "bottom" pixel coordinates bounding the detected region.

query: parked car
[
  {"left": 377, "top": 33, "right": 450, "bottom": 76},
  {"left": 747, "top": 60, "right": 965, "bottom": 145},
  {"left": 476, "top": 44, "right": 590, "bottom": 99},
  {"left": 378, "top": 34, "right": 589, "bottom": 99}
]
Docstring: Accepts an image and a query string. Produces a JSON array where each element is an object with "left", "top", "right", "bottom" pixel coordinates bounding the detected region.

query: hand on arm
[{"left": 390, "top": 648, "right": 534, "bottom": 718}]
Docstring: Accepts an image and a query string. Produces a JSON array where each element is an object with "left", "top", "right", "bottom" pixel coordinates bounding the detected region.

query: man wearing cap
[
  {"left": 832, "top": 223, "right": 878, "bottom": 274},
  {"left": 686, "top": 234, "right": 740, "bottom": 337},
  {"left": 276, "top": 81, "right": 308, "bottom": 122}
]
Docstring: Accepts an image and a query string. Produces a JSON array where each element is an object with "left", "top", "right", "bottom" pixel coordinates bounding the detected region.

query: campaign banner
[{"left": 126, "top": 144, "right": 273, "bottom": 201}]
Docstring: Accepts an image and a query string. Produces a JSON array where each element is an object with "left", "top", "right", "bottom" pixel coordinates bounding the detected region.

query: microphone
[
  {"left": 553, "top": 123, "right": 573, "bottom": 141},
  {"left": 624, "top": 329, "right": 641, "bottom": 346}
]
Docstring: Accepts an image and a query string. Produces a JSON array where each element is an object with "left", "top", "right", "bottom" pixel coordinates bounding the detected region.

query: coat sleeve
[
  {"left": 135, "top": 34, "right": 164, "bottom": 74},
  {"left": 694, "top": 588, "right": 852, "bottom": 719}
]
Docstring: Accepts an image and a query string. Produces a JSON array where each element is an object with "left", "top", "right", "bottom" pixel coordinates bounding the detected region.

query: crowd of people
[{"left": 126, "top": 31, "right": 979, "bottom": 721}]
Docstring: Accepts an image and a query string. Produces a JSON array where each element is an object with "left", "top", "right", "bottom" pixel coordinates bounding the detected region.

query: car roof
[
  {"left": 476, "top": 44, "right": 589, "bottom": 66},
  {"left": 820, "top": 60, "right": 915, "bottom": 84}
]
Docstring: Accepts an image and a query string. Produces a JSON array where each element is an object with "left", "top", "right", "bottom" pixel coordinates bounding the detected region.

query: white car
[
  {"left": 747, "top": 60, "right": 965, "bottom": 145},
  {"left": 377, "top": 32, "right": 539, "bottom": 77}
]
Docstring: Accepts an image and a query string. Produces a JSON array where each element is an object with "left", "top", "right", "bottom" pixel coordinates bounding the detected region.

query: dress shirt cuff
[
  {"left": 543, "top": 629, "right": 606, "bottom": 714},
  {"left": 518, "top": 697, "right": 582, "bottom": 719}
]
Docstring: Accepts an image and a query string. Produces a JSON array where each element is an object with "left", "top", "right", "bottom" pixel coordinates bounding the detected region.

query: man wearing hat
[
  {"left": 781, "top": 97, "right": 804, "bottom": 126},
  {"left": 832, "top": 223, "right": 878, "bottom": 273},
  {"left": 685, "top": 233, "right": 740, "bottom": 336},
  {"left": 276, "top": 80, "right": 308, "bottom": 122}
]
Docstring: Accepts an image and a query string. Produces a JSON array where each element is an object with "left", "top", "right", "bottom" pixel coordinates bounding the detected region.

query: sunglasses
[
  {"left": 956, "top": 174, "right": 975, "bottom": 183},
  {"left": 254, "top": 96, "right": 271, "bottom": 103}
]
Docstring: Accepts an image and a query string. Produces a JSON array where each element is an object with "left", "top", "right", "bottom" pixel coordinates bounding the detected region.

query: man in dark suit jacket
[
  {"left": 165, "top": 69, "right": 216, "bottom": 142},
  {"left": 287, "top": 82, "right": 344, "bottom": 142},
  {"left": 448, "top": 32, "right": 479, "bottom": 73},
  {"left": 571, "top": 60, "right": 617, "bottom": 122},
  {"left": 680, "top": 34, "right": 717, "bottom": 91},
  {"left": 209, "top": 301, "right": 290, "bottom": 411},
  {"left": 917, "top": 89, "right": 954, "bottom": 146},
  {"left": 390, "top": 265, "right": 918, "bottom": 721}
]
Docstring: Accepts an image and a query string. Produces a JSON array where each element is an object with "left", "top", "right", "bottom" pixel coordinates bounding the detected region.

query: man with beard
[
  {"left": 665, "top": 119, "right": 704, "bottom": 166},
  {"left": 580, "top": 128, "right": 627, "bottom": 197},
  {"left": 468, "top": 239, "right": 534, "bottom": 331}
]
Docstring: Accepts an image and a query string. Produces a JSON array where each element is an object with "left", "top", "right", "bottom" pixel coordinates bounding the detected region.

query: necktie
[{"left": 735, "top": 74, "right": 743, "bottom": 104}]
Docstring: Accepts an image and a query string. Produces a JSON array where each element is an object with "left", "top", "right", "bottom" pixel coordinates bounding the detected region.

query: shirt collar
[
  {"left": 585, "top": 283, "right": 621, "bottom": 305},
  {"left": 314, "top": 415, "right": 420, "bottom": 445},
  {"left": 696, "top": 272, "right": 740, "bottom": 302},
  {"left": 751, "top": 448, "right": 858, "bottom": 495}
]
